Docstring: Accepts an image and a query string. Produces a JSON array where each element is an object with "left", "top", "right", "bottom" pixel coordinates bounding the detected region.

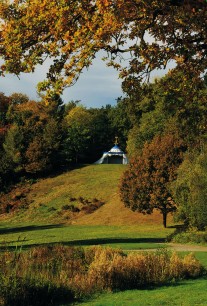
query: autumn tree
[
  {"left": 0, "top": 92, "right": 11, "bottom": 145},
  {"left": 4, "top": 101, "right": 44, "bottom": 172},
  {"left": 120, "top": 133, "right": 185, "bottom": 227},
  {"left": 0, "top": 0, "right": 206, "bottom": 96},
  {"left": 25, "top": 117, "right": 62, "bottom": 172},
  {"left": 4, "top": 97, "right": 64, "bottom": 173},
  {"left": 0, "top": 93, "right": 13, "bottom": 190},
  {"left": 9, "top": 93, "right": 29, "bottom": 105},
  {"left": 0, "top": 92, "right": 10, "bottom": 128}
]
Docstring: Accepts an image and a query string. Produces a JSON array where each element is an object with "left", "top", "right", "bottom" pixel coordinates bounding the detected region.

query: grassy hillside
[
  {"left": 0, "top": 164, "right": 174, "bottom": 249},
  {"left": 1, "top": 164, "right": 171, "bottom": 226}
]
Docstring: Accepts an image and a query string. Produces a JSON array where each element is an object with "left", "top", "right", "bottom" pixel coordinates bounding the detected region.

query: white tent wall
[{"left": 94, "top": 145, "right": 129, "bottom": 165}]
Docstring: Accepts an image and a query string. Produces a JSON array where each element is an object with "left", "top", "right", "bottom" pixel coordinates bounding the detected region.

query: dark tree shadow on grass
[
  {"left": 0, "top": 237, "right": 167, "bottom": 252},
  {"left": 44, "top": 163, "right": 89, "bottom": 179},
  {"left": 0, "top": 224, "right": 64, "bottom": 235},
  {"left": 0, "top": 223, "right": 169, "bottom": 252},
  {"left": 62, "top": 237, "right": 166, "bottom": 246},
  {"left": 166, "top": 223, "right": 188, "bottom": 242}
]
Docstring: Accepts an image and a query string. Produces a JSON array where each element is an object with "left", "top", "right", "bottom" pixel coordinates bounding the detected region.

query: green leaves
[{"left": 171, "top": 147, "right": 207, "bottom": 230}]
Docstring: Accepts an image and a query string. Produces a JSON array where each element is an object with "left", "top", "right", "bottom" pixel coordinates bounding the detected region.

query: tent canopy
[{"left": 95, "top": 144, "right": 128, "bottom": 164}]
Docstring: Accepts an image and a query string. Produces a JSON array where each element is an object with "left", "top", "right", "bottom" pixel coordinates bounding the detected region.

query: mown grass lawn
[
  {"left": 0, "top": 223, "right": 172, "bottom": 250},
  {"left": 76, "top": 276, "right": 207, "bottom": 306}
]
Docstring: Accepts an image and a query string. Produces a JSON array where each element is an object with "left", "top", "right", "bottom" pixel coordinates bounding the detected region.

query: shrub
[
  {"left": 81, "top": 205, "right": 97, "bottom": 214},
  {"left": 61, "top": 204, "right": 80, "bottom": 212},
  {"left": 72, "top": 207, "right": 80, "bottom": 212},
  {"left": 0, "top": 275, "right": 74, "bottom": 306},
  {"left": 78, "top": 196, "right": 84, "bottom": 203},
  {"left": 85, "top": 248, "right": 204, "bottom": 292},
  {"left": 62, "top": 204, "right": 72, "bottom": 210},
  {"left": 183, "top": 253, "right": 204, "bottom": 278},
  {"left": 69, "top": 197, "right": 76, "bottom": 202},
  {"left": 80, "top": 200, "right": 105, "bottom": 214},
  {"left": 92, "top": 198, "right": 99, "bottom": 203},
  {"left": 171, "top": 229, "right": 207, "bottom": 244},
  {"left": 0, "top": 245, "right": 205, "bottom": 303}
]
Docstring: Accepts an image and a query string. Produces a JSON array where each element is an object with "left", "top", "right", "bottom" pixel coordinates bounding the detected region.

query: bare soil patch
[
  {"left": 128, "top": 243, "right": 207, "bottom": 252},
  {"left": 167, "top": 243, "right": 207, "bottom": 252}
]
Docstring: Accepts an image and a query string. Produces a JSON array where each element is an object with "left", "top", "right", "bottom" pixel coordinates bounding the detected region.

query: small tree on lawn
[{"left": 120, "top": 133, "right": 185, "bottom": 228}]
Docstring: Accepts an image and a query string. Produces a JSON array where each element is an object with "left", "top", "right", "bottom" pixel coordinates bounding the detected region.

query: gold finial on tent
[{"left": 114, "top": 136, "right": 119, "bottom": 145}]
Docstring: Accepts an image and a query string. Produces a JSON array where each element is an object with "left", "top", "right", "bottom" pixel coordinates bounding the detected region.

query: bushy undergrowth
[
  {"left": 171, "top": 229, "right": 207, "bottom": 244},
  {"left": 0, "top": 245, "right": 205, "bottom": 305}
]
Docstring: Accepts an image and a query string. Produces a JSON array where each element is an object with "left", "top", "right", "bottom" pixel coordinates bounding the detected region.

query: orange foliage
[
  {"left": 120, "top": 133, "right": 186, "bottom": 227},
  {"left": 0, "top": 0, "right": 206, "bottom": 95}
]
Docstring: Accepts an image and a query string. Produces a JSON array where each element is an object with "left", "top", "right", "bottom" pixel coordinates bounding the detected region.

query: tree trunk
[{"left": 163, "top": 211, "right": 167, "bottom": 228}]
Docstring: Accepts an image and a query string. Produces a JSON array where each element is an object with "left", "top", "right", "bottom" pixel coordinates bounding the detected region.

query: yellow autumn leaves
[{"left": 0, "top": 0, "right": 206, "bottom": 95}]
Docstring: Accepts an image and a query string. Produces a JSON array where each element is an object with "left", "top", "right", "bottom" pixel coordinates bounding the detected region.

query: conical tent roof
[
  {"left": 108, "top": 145, "right": 124, "bottom": 154},
  {"left": 94, "top": 141, "right": 128, "bottom": 164}
]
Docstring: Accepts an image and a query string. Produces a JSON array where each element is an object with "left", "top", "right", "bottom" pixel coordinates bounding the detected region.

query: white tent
[{"left": 95, "top": 144, "right": 129, "bottom": 164}]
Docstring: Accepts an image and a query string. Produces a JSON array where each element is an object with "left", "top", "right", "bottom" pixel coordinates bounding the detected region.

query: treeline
[
  {"left": 0, "top": 93, "right": 131, "bottom": 191},
  {"left": 120, "top": 69, "right": 207, "bottom": 229},
  {"left": 1, "top": 69, "right": 207, "bottom": 230}
]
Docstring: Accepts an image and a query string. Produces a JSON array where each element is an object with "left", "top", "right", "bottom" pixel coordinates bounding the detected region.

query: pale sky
[
  {"left": 0, "top": 51, "right": 171, "bottom": 108},
  {"left": 0, "top": 52, "right": 123, "bottom": 108}
]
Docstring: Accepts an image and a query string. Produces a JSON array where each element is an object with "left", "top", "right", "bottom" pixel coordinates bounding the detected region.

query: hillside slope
[{"left": 1, "top": 164, "right": 170, "bottom": 226}]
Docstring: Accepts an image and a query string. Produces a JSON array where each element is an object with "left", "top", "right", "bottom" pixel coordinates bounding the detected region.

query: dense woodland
[
  {"left": 0, "top": 92, "right": 130, "bottom": 181},
  {"left": 120, "top": 70, "right": 207, "bottom": 228}
]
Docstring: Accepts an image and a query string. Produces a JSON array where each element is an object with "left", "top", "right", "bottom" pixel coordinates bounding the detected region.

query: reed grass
[{"left": 0, "top": 245, "right": 205, "bottom": 305}]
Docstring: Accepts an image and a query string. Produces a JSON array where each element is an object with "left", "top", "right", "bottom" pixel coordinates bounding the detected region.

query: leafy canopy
[
  {"left": 120, "top": 133, "right": 185, "bottom": 227},
  {"left": 0, "top": 0, "right": 206, "bottom": 97},
  {"left": 171, "top": 147, "right": 207, "bottom": 230},
  {"left": 126, "top": 70, "right": 207, "bottom": 157}
]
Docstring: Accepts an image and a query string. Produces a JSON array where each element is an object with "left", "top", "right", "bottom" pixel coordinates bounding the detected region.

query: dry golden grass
[
  {"left": 0, "top": 245, "right": 204, "bottom": 305},
  {"left": 73, "top": 194, "right": 172, "bottom": 226},
  {"left": 0, "top": 164, "right": 173, "bottom": 227}
]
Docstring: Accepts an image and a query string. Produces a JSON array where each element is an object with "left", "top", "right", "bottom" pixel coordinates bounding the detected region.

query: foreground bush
[
  {"left": 0, "top": 276, "right": 73, "bottom": 306},
  {"left": 0, "top": 245, "right": 205, "bottom": 305},
  {"left": 74, "top": 248, "right": 204, "bottom": 294},
  {"left": 171, "top": 229, "right": 207, "bottom": 244}
]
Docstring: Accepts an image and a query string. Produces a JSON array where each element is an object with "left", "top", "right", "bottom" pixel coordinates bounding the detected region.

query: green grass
[
  {"left": 76, "top": 277, "right": 207, "bottom": 306},
  {"left": 194, "top": 252, "right": 207, "bottom": 268},
  {"left": 1, "top": 164, "right": 207, "bottom": 305},
  {"left": 0, "top": 224, "right": 171, "bottom": 250}
]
